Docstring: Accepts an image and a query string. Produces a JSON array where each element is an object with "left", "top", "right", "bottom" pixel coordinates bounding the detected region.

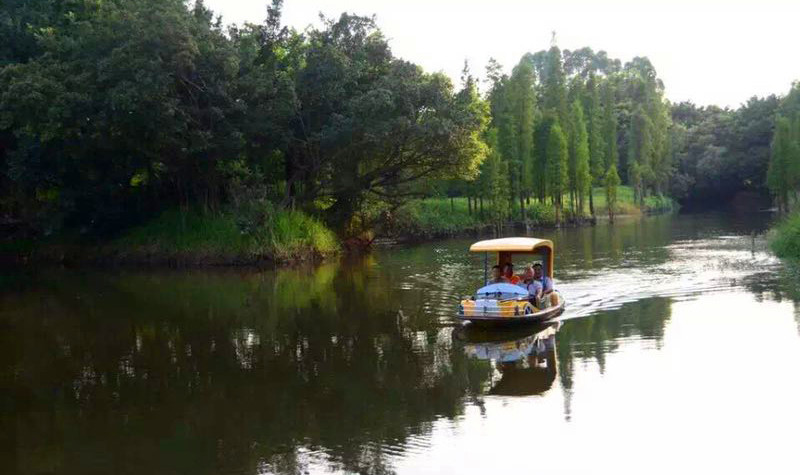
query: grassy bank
[
  {"left": 3, "top": 208, "right": 339, "bottom": 266},
  {"left": 592, "top": 186, "right": 676, "bottom": 215},
  {"left": 770, "top": 212, "right": 800, "bottom": 260},
  {"left": 386, "top": 186, "right": 676, "bottom": 238}
]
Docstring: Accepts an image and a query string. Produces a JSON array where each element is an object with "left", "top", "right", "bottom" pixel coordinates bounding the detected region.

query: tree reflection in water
[{"left": 0, "top": 264, "right": 489, "bottom": 474}]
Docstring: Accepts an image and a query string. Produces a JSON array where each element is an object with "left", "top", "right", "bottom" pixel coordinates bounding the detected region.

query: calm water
[{"left": 3, "top": 212, "right": 800, "bottom": 474}]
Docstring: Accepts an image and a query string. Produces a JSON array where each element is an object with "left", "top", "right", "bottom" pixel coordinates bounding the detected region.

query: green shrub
[
  {"left": 523, "top": 201, "right": 556, "bottom": 225},
  {"left": 771, "top": 212, "right": 800, "bottom": 260},
  {"left": 643, "top": 194, "right": 677, "bottom": 213},
  {"left": 266, "top": 209, "right": 339, "bottom": 260},
  {"left": 390, "top": 198, "right": 485, "bottom": 238},
  {"left": 111, "top": 207, "right": 338, "bottom": 263}
]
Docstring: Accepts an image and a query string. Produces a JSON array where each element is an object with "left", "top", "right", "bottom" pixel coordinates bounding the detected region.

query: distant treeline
[{"left": 0, "top": 0, "right": 796, "bottom": 241}]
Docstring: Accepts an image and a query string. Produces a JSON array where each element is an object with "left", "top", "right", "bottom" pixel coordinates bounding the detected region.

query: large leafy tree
[
  {"left": 1, "top": 0, "right": 243, "bottom": 232},
  {"left": 288, "top": 14, "right": 488, "bottom": 231}
]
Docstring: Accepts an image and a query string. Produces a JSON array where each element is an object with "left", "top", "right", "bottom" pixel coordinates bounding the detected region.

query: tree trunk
[
  {"left": 555, "top": 200, "right": 562, "bottom": 225},
  {"left": 589, "top": 189, "right": 595, "bottom": 217},
  {"left": 327, "top": 191, "right": 362, "bottom": 237}
]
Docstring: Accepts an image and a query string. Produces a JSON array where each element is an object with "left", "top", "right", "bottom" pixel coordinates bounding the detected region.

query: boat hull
[{"left": 456, "top": 292, "right": 565, "bottom": 326}]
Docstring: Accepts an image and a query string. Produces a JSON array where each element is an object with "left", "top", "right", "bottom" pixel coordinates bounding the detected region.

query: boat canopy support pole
[{"left": 483, "top": 252, "right": 488, "bottom": 284}]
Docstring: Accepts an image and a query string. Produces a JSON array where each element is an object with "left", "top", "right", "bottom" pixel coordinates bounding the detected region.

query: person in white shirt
[{"left": 519, "top": 266, "right": 543, "bottom": 305}]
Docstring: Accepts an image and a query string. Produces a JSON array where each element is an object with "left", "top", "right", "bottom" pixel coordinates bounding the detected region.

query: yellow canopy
[{"left": 470, "top": 237, "right": 555, "bottom": 277}]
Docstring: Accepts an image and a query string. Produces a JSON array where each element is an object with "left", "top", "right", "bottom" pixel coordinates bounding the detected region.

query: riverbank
[
  {"left": 770, "top": 211, "right": 800, "bottom": 260},
  {"left": 2, "top": 186, "right": 675, "bottom": 267},
  {"left": 384, "top": 186, "right": 676, "bottom": 240},
  {"left": 2, "top": 208, "right": 340, "bottom": 267}
]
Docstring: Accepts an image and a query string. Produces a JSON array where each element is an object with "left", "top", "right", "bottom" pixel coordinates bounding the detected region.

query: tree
[
  {"left": 768, "top": 116, "right": 797, "bottom": 214},
  {"left": 546, "top": 122, "right": 568, "bottom": 224},
  {"left": 586, "top": 73, "right": 606, "bottom": 216},
  {"left": 603, "top": 81, "right": 620, "bottom": 223},
  {"left": 507, "top": 58, "right": 537, "bottom": 219},
  {"left": 541, "top": 46, "right": 569, "bottom": 127},
  {"left": 569, "top": 100, "right": 591, "bottom": 215},
  {"left": 288, "top": 14, "right": 489, "bottom": 233},
  {"left": 628, "top": 105, "right": 654, "bottom": 205},
  {"left": 605, "top": 163, "right": 621, "bottom": 223},
  {"left": 482, "top": 128, "right": 511, "bottom": 233}
]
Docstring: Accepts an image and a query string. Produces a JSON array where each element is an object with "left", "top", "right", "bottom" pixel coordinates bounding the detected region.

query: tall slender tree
[
  {"left": 768, "top": 116, "right": 797, "bottom": 214},
  {"left": 569, "top": 100, "right": 591, "bottom": 215},
  {"left": 508, "top": 58, "right": 537, "bottom": 219},
  {"left": 586, "top": 73, "right": 606, "bottom": 216},
  {"left": 546, "top": 122, "right": 568, "bottom": 224},
  {"left": 603, "top": 81, "right": 620, "bottom": 222}
]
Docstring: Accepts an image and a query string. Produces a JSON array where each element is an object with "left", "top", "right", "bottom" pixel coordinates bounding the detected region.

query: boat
[
  {"left": 453, "top": 322, "right": 560, "bottom": 396},
  {"left": 456, "top": 237, "right": 565, "bottom": 325}
]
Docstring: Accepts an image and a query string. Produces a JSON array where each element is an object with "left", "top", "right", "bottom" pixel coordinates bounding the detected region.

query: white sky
[{"left": 204, "top": 0, "right": 800, "bottom": 109}]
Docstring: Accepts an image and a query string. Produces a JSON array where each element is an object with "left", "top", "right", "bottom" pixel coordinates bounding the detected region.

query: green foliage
[
  {"left": 569, "top": 100, "right": 591, "bottom": 213},
  {"left": 767, "top": 113, "right": 800, "bottom": 214},
  {"left": 771, "top": 212, "right": 800, "bottom": 260},
  {"left": 388, "top": 198, "right": 486, "bottom": 238},
  {"left": 0, "top": 0, "right": 488, "bottom": 242},
  {"left": 482, "top": 128, "right": 511, "bottom": 229},
  {"left": 605, "top": 164, "right": 621, "bottom": 221},
  {"left": 4, "top": 0, "right": 772, "bottom": 252},
  {"left": 586, "top": 73, "right": 606, "bottom": 193},
  {"left": 292, "top": 15, "right": 489, "bottom": 231},
  {"left": 546, "top": 122, "right": 569, "bottom": 223},
  {"left": 112, "top": 208, "right": 338, "bottom": 263},
  {"left": 671, "top": 97, "right": 780, "bottom": 204}
]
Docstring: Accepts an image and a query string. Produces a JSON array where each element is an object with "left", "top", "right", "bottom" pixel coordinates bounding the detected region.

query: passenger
[
  {"left": 503, "top": 262, "right": 521, "bottom": 285},
  {"left": 532, "top": 263, "right": 554, "bottom": 306},
  {"left": 520, "top": 265, "right": 543, "bottom": 304},
  {"left": 486, "top": 264, "right": 508, "bottom": 285}
]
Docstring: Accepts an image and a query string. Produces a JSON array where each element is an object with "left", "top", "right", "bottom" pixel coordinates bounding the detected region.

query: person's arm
[{"left": 543, "top": 277, "right": 554, "bottom": 294}]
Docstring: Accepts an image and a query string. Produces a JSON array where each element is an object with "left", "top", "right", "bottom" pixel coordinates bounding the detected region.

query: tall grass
[
  {"left": 770, "top": 212, "right": 800, "bottom": 260},
  {"left": 390, "top": 198, "right": 485, "bottom": 238},
  {"left": 111, "top": 208, "right": 338, "bottom": 264},
  {"left": 267, "top": 209, "right": 339, "bottom": 261}
]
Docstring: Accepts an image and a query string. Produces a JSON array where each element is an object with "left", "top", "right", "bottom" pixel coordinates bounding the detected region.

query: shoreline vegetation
[
  {"left": 3, "top": 186, "right": 675, "bottom": 267},
  {"left": 770, "top": 212, "right": 800, "bottom": 260},
  {"left": 1, "top": 1, "right": 794, "bottom": 268},
  {"left": 384, "top": 186, "right": 675, "bottom": 241}
]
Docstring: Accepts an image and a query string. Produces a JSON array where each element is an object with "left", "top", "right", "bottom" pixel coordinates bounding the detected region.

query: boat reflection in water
[{"left": 454, "top": 323, "right": 560, "bottom": 396}]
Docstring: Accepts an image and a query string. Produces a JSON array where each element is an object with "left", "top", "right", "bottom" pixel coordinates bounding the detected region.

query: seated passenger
[
  {"left": 486, "top": 264, "right": 508, "bottom": 285},
  {"left": 533, "top": 263, "right": 554, "bottom": 306},
  {"left": 519, "top": 265, "right": 543, "bottom": 304},
  {"left": 503, "top": 262, "right": 521, "bottom": 285}
]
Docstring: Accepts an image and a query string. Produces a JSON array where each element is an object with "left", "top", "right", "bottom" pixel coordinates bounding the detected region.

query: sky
[{"left": 204, "top": 0, "right": 800, "bottom": 109}]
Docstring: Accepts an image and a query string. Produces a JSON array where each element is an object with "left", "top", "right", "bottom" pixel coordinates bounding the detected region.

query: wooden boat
[{"left": 456, "top": 237, "right": 565, "bottom": 326}]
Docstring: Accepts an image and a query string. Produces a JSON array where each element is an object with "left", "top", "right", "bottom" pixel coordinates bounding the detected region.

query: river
[{"left": 2, "top": 211, "right": 800, "bottom": 474}]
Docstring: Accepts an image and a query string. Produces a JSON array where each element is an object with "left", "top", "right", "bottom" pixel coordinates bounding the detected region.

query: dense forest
[{"left": 1, "top": 0, "right": 799, "bottom": 259}]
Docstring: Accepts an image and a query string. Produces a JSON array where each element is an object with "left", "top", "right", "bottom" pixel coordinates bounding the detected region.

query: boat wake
[{"left": 555, "top": 235, "right": 781, "bottom": 321}]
